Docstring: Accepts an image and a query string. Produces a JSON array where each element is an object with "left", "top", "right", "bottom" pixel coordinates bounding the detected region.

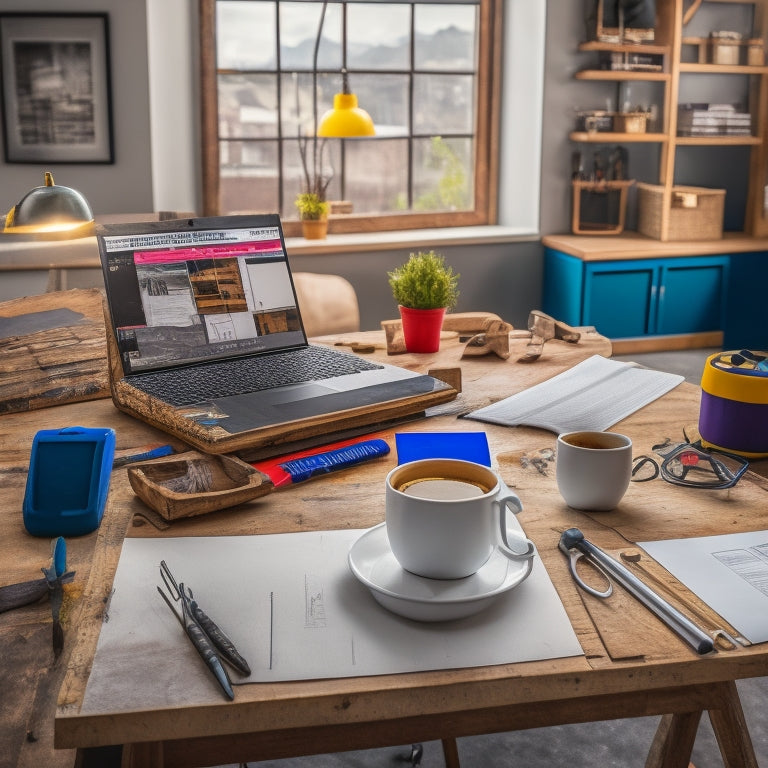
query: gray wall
[
  {"left": 540, "top": 0, "right": 664, "bottom": 234},
  {"left": 287, "top": 240, "right": 544, "bottom": 331},
  {"left": 0, "top": 0, "right": 155, "bottom": 215}
]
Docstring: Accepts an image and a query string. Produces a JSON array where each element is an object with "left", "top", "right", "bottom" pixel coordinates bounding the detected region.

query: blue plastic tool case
[{"left": 23, "top": 426, "right": 116, "bottom": 537}]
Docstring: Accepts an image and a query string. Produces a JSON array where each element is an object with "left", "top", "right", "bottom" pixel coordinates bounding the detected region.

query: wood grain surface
[
  {"left": 0, "top": 289, "right": 109, "bottom": 414},
  {"left": 1, "top": 319, "right": 766, "bottom": 768}
]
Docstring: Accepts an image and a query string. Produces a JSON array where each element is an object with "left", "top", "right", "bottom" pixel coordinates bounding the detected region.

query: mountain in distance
[{"left": 278, "top": 24, "right": 473, "bottom": 71}]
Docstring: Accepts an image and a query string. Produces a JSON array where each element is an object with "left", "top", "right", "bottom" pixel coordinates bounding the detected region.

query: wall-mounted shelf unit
[
  {"left": 570, "top": 0, "right": 768, "bottom": 240},
  {"left": 546, "top": 0, "right": 768, "bottom": 351}
]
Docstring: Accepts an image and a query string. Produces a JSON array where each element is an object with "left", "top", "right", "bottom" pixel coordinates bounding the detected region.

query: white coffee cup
[
  {"left": 384, "top": 458, "right": 536, "bottom": 580},
  {"left": 556, "top": 431, "right": 633, "bottom": 511}
]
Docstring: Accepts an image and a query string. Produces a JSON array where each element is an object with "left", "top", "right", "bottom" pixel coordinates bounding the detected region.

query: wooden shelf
[
  {"left": 570, "top": 131, "right": 668, "bottom": 143},
  {"left": 675, "top": 134, "right": 762, "bottom": 145},
  {"left": 578, "top": 41, "right": 670, "bottom": 55},
  {"left": 575, "top": 69, "right": 670, "bottom": 81},
  {"left": 679, "top": 62, "right": 768, "bottom": 74}
]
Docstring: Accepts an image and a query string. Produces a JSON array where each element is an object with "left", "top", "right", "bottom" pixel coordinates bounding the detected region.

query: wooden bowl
[{"left": 127, "top": 451, "right": 274, "bottom": 521}]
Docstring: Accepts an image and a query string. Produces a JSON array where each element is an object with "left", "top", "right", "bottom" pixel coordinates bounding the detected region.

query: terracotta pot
[
  {"left": 398, "top": 305, "right": 446, "bottom": 353},
  {"left": 301, "top": 218, "right": 328, "bottom": 240}
]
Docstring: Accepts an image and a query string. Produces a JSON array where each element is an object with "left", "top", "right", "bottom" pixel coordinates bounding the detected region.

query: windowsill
[
  {"left": 283, "top": 225, "right": 539, "bottom": 255},
  {"left": 0, "top": 225, "right": 540, "bottom": 272}
]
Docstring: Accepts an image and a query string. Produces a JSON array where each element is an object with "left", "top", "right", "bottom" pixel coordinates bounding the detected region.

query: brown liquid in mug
[
  {"left": 563, "top": 435, "right": 617, "bottom": 449},
  {"left": 397, "top": 476, "right": 490, "bottom": 500}
]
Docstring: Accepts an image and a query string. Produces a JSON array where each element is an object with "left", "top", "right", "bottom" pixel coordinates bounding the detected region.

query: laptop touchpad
[{"left": 247, "top": 382, "right": 335, "bottom": 405}]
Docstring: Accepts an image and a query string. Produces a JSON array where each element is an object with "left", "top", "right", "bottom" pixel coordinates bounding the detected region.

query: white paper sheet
[
  {"left": 639, "top": 530, "right": 768, "bottom": 645},
  {"left": 81, "top": 529, "right": 583, "bottom": 714},
  {"left": 465, "top": 355, "right": 683, "bottom": 433}
]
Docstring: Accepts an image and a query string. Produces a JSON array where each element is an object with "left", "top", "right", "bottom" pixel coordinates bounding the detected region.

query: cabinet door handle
[{"left": 650, "top": 284, "right": 658, "bottom": 335}]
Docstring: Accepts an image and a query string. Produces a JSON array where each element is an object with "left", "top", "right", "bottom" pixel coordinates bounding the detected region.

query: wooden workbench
[{"left": 2, "top": 308, "right": 767, "bottom": 768}]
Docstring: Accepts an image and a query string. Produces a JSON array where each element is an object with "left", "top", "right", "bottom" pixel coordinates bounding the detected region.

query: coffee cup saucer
[{"left": 347, "top": 523, "right": 533, "bottom": 622}]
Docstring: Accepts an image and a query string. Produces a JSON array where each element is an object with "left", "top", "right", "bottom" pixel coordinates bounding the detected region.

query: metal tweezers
[{"left": 157, "top": 560, "right": 251, "bottom": 700}]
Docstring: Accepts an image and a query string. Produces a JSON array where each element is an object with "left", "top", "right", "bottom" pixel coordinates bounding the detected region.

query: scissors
[
  {"left": 157, "top": 560, "right": 251, "bottom": 699},
  {"left": 558, "top": 528, "right": 718, "bottom": 655}
]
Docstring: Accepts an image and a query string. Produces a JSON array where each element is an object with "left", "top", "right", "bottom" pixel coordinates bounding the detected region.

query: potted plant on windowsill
[
  {"left": 388, "top": 250, "right": 460, "bottom": 353},
  {"left": 295, "top": 191, "right": 330, "bottom": 240}
]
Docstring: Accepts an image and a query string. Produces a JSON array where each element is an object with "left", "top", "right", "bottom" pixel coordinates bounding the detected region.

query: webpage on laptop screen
[{"left": 101, "top": 224, "right": 306, "bottom": 375}]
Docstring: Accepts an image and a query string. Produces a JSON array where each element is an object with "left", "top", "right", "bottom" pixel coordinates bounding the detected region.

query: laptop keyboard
[{"left": 127, "top": 345, "right": 384, "bottom": 407}]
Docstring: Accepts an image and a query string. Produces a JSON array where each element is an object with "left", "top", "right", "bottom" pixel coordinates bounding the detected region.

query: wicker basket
[
  {"left": 637, "top": 183, "right": 725, "bottom": 241},
  {"left": 613, "top": 112, "right": 648, "bottom": 133}
]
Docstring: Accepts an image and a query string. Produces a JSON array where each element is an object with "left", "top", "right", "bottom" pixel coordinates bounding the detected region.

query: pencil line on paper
[{"left": 269, "top": 590, "right": 274, "bottom": 670}]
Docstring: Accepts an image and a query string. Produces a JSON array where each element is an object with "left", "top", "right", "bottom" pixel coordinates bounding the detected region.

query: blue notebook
[{"left": 395, "top": 432, "right": 491, "bottom": 466}]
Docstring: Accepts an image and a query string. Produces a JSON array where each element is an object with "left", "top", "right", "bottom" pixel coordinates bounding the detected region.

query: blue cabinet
[
  {"left": 724, "top": 251, "right": 768, "bottom": 350},
  {"left": 582, "top": 261, "right": 657, "bottom": 337},
  {"left": 544, "top": 248, "right": 730, "bottom": 340}
]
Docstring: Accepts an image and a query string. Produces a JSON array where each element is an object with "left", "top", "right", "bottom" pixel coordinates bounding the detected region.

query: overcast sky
[{"left": 217, "top": 2, "right": 474, "bottom": 69}]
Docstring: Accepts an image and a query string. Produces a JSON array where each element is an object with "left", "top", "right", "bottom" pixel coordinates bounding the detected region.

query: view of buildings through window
[{"left": 206, "top": 0, "right": 497, "bottom": 232}]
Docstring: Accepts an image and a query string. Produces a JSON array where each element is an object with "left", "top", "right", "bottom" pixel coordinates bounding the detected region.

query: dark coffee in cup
[{"left": 561, "top": 432, "right": 628, "bottom": 450}]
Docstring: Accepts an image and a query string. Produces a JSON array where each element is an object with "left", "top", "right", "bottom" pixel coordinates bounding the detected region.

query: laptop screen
[{"left": 98, "top": 215, "right": 307, "bottom": 376}]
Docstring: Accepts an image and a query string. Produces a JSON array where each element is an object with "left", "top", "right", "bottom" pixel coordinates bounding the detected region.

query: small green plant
[
  {"left": 295, "top": 192, "right": 329, "bottom": 221},
  {"left": 388, "top": 250, "right": 460, "bottom": 310}
]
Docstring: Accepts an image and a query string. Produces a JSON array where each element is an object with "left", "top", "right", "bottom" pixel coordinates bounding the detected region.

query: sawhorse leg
[
  {"left": 708, "top": 680, "right": 759, "bottom": 768},
  {"left": 645, "top": 681, "right": 758, "bottom": 768},
  {"left": 442, "top": 737, "right": 461, "bottom": 768}
]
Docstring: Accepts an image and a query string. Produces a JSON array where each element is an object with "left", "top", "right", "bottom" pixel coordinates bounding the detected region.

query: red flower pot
[{"left": 398, "top": 305, "right": 446, "bottom": 353}]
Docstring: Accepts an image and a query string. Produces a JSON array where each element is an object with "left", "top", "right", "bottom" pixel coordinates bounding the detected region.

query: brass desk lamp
[{"left": 3, "top": 172, "right": 95, "bottom": 239}]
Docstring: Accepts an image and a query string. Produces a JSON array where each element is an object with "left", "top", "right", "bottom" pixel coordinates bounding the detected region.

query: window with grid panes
[{"left": 200, "top": 0, "right": 501, "bottom": 236}]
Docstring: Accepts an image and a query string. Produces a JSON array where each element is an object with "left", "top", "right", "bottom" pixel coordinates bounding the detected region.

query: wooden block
[
  {"left": 427, "top": 367, "right": 462, "bottom": 393},
  {"left": 382, "top": 319, "right": 406, "bottom": 355}
]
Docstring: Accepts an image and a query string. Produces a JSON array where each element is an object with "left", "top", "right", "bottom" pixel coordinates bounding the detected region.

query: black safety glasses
[{"left": 632, "top": 441, "right": 749, "bottom": 490}]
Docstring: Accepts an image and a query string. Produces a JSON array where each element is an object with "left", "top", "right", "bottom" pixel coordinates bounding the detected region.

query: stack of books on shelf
[
  {"left": 599, "top": 51, "right": 664, "bottom": 71},
  {"left": 677, "top": 103, "right": 752, "bottom": 136}
]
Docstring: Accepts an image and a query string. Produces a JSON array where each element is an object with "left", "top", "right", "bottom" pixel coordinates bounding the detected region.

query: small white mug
[
  {"left": 556, "top": 431, "right": 633, "bottom": 511},
  {"left": 385, "top": 458, "right": 536, "bottom": 580}
]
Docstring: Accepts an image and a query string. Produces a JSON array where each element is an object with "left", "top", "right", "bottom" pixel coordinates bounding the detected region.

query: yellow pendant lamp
[
  {"left": 313, "top": 0, "right": 375, "bottom": 139},
  {"left": 318, "top": 75, "right": 375, "bottom": 138}
]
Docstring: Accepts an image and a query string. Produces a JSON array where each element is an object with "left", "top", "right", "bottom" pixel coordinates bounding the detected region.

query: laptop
[{"left": 97, "top": 214, "right": 457, "bottom": 457}]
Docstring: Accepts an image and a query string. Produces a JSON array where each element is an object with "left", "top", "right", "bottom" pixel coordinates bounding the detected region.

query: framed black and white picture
[{"left": 0, "top": 13, "right": 113, "bottom": 163}]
